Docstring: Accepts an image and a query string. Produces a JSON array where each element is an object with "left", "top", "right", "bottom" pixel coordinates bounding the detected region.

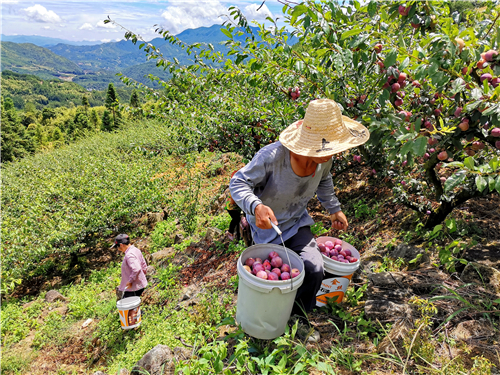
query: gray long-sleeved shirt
[{"left": 229, "top": 141, "right": 341, "bottom": 244}]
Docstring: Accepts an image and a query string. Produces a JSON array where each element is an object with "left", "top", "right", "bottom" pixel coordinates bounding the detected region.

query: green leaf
[
  {"left": 221, "top": 29, "right": 233, "bottom": 39},
  {"left": 341, "top": 28, "right": 362, "bottom": 40},
  {"left": 496, "top": 175, "right": 500, "bottom": 194},
  {"left": 384, "top": 49, "right": 398, "bottom": 67},
  {"left": 446, "top": 161, "right": 464, "bottom": 168},
  {"left": 412, "top": 137, "right": 427, "bottom": 156},
  {"left": 445, "top": 218, "right": 457, "bottom": 233},
  {"left": 489, "top": 156, "right": 499, "bottom": 171},
  {"left": 290, "top": 4, "right": 308, "bottom": 23},
  {"left": 400, "top": 140, "right": 414, "bottom": 156},
  {"left": 476, "top": 175, "right": 488, "bottom": 192},
  {"left": 464, "top": 156, "right": 475, "bottom": 170},
  {"left": 378, "top": 89, "right": 390, "bottom": 108},
  {"left": 489, "top": 176, "right": 497, "bottom": 192},
  {"left": 399, "top": 57, "right": 410, "bottom": 71},
  {"left": 431, "top": 224, "right": 443, "bottom": 236},
  {"left": 444, "top": 171, "right": 467, "bottom": 192},
  {"left": 367, "top": 1, "right": 377, "bottom": 17}
]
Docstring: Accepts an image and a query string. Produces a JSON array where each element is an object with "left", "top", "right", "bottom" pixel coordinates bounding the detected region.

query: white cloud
[
  {"left": 79, "top": 23, "right": 94, "bottom": 30},
  {"left": 23, "top": 4, "right": 62, "bottom": 23},
  {"left": 243, "top": 3, "right": 273, "bottom": 20},
  {"left": 101, "top": 38, "right": 112, "bottom": 43},
  {"left": 43, "top": 26, "right": 51, "bottom": 29},
  {"left": 160, "top": 0, "right": 227, "bottom": 34},
  {"left": 96, "top": 20, "right": 116, "bottom": 29}
]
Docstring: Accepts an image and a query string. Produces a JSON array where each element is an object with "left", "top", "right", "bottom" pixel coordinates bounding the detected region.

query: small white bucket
[
  {"left": 315, "top": 237, "right": 360, "bottom": 307},
  {"left": 236, "top": 244, "right": 305, "bottom": 340},
  {"left": 116, "top": 296, "right": 142, "bottom": 330}
]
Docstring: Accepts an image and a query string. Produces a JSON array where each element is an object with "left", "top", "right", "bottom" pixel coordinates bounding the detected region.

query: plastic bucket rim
[
  {"left": 116, "top": 296, "right": 141, "bottom": 310},
  {"left": 237, "top": 243, "right": 305, "bottom": 293},
  {"left": 317, "top": 236, "right": 360, "bottom": 264}
]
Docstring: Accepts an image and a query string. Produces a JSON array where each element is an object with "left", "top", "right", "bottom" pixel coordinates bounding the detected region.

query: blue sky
[{"left": 1, "top": 0, "right": 287, "bottom": 43}]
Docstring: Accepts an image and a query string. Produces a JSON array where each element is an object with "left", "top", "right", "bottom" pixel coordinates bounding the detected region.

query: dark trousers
[
  {"left": 227, "top": 209, "right": 241, "bottom": 240},
  {"left": 123, "top": 288, "right": 144, "bottom": 298},
  {"left": 277, "top": 226, "right": 324, "bottom": 315}
]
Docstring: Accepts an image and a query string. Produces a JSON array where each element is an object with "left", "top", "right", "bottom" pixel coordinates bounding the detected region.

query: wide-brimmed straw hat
[{"left": 279, "top": 99, "right": 370, "bottom": 157}]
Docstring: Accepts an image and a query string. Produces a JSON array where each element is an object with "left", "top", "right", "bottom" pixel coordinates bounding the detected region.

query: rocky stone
[
  {"left": 366, "top": 272, "right": 413, "bottom": 301},
  {"left": 185, "top": 245, "right": 198, "bottom": 257},
  {"left": 368, "top": 272, "right": 405, "bottom": 287},
  {"left": 172, "top": 254, "right": 190, "bottom": 267},
  {"left": 146, "top": 266, "right": 156, "bottom": 276},
  {"left": 147, "top": 212, "right": 164, "bottom": 225},
  {"left": 451, "top": 319, "right": 496, "bottom": 340},
  {"left": 151, "top": 248, "right": 176, "bottom": 266},
  {"left": 92, "top": 372, "right": 107, "bottom": 375},
  {"left": 44, "top": 290, "right": 67, "bottom": 303},
  {"left": 461, "top": 262, "right": 500, "bottom": 294},
  {"left": 174, "top": 234, "right": 185, "bottom": 244},
  {"left": 131, "top": 344, "right": 175, "bottom": 375},
  {"left": 172, "top": 346, "right": 192, "bottom": 361},
  {"left": 364, "top": 300, "right": 413, "bottom": 322},
  {"left": 205, "top": 227, "right": 223, "bottom": 242},
  {"left": 389, "top": 243, "right": 430, "bottom": 268},
  {"left": 179, "top": 285, "right": 198, "bottom": 302},
  {"left": 462, "top": 241, "right": 500, "bottom": 268},
  {"left": 119, "top": 369, "right": 130, "bottom": 375}
]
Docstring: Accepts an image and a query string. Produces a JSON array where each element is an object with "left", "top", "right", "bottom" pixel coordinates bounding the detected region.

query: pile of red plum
[
  {"left": 243, "top": 251, "right": 300, "bottom": 281},
  {"left": 319, "top": 239, "right": 358, "bottom": 263}
]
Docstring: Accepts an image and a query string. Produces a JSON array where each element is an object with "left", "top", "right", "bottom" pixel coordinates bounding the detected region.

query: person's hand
[
  {"left": 125, "top": 282, "right": 132, "bottom": 290},
  {"left": 254, "top": 204, "right": 278, "bottom": 230},
  {"left": 330, "top": 211, "right": 348, "bottom": 231}
]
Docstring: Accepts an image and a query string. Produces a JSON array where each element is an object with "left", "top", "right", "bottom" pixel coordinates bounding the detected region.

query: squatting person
[{"left": 229, "top": 98, "right": 370, "bottom": 321}]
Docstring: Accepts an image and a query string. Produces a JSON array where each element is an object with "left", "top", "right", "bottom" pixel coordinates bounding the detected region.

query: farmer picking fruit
[{"left": 230, "top": 98, "right": 370, "bottom": 317}]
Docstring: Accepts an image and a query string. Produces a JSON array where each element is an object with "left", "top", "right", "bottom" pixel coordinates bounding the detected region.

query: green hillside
[
  {"left": 0, "top": 41, "right": 83, "bottom": 79},
  {"left": 1, "top": 70, "right": 132, "bottom": 109}
]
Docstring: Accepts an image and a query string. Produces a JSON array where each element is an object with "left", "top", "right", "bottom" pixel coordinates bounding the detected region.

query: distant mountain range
[
  {"left": 1, "top": 25, "right": 295, "bottom": 91},
  {"left": 1, "top": 34, "right": 102, "bottom": 47}
]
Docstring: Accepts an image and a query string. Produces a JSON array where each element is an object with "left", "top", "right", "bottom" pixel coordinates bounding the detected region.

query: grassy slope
[
  {"left": 1, "top": 119, "right": 499, "bottom": 374},
  {"left": 1, "top": 42, "right": 83, "bottom": 77},
  {"left": 1, "top": 118, "right": 247, "bottom": 374}
]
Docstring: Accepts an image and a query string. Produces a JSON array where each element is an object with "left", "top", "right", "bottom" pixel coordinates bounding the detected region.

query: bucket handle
[
  {"left": 270, "top": 219, "right": 294, "bottom": 292},
  {"left": 120, "top": 285, "right": 129, "bottom": 301}
]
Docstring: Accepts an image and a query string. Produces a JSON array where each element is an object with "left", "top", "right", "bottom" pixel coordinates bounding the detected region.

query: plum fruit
[
  {"left": 291, "top": 269, "right": 300, "bottom": 278},
  {"left": 245, "top": 258, "right": 255, "bottom": 267},
  {"left": 256, "top": 270, "right": 268, "bottom": 279},
  {"left": 281, "top": 264, "right": 291, "bottom": 273},
  {"left": 270, "top": 256, "right": 283, "bottom": 268},
  {"left": 268, "top": 251, "right": 279, "bottom": 259},
  {"left": 262, "top": 260, "right": 272, "bottom": 271},
  {"left": 281, "top": 272, "right": 290, "bottom": 280},
  {"left": 252, "top": 263, "right": 264, "bottom": 274},
  {"left": 268, "top": 272, "right": 279, "bottom": 281}
]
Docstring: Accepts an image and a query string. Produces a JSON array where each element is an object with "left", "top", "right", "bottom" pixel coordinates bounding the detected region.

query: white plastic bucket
[
  {"left": 315, "top": 237, "right": 360, "bottom": 307},
  {"left": 116, "top": 296, "right": 142, "bottom": 330},
  {"left": 236, "top": 244, "right": 305, "bottom": 339}
]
